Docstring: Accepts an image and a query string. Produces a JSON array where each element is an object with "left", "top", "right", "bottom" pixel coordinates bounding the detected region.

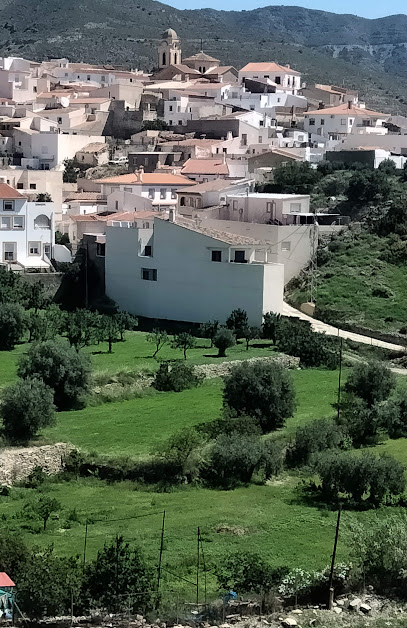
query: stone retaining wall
[
  {"left": 194, "top": 354, "right": 300, "bottom": 379},
  {"left": 0, "top": 443, "right": 73, "bottom": 486}
]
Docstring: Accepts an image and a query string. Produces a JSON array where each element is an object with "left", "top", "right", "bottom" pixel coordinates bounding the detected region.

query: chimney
[
  {"left": 169, "top": 207, "right": 176, "bottom": 223},
  {"left": 223, "top": 150, "right": 227, "bottom": 164},
  {"left": 139, "top": 165, "right": 144, "bottom": 183},
  {"left": 348, "top": 100, "right": 352, "bottom": 110}
]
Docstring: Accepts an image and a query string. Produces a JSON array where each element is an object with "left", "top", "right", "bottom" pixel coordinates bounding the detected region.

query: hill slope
[{"left": 2, "top": 1, "right": 407, "bottom": 113}]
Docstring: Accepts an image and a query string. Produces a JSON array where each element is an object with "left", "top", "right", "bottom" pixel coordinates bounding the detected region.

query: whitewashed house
[
  {"left": 94, "top": 170, "right": 196, "bottom": 208},
  {"left": 238, "top": 63, "right": 302, "bottom": 94},
  {"left": 105, "top": 214, "right": 284, "bottom": 326},
  {"left": 0, "top": 184, "right": 54, "bottom": 270},
  {"left": 304, "top": 104, "right": 390, "bottom": 141}
]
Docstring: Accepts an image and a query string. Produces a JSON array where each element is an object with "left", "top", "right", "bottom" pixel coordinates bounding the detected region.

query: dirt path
[{"left": 283, "top": 303, "right": 407, "bottom": 353}]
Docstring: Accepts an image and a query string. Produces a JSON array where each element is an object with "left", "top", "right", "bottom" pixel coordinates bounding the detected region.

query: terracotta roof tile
[
  {"left": 240, "top": 62, "right": 301, "bottom": 76},
  {"left": 94, "top": 173, "right": 196, "bottom": 186},
  {"left": 158, "top": 215, "right": 261, "bottom": 246},
  {"left": 0, "top": 184, "right": 25, "bottom": 199},
  {"left": 181, "top": 158, "right": 229, "bottom": 176},
  {"left": 306, "top": 103, "right": 389, "bottom": 117}
]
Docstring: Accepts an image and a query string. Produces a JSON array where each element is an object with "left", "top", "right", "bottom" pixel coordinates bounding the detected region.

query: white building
[
  {"left": 105, "top": 214, "right": 284, "bottom": 326},
  {"left": 0, "top": 184, "right": 54, "bottom": 270},
  {"left": 94, "top": 170, "right": 196, "bottom": 208},
  {"left": 221, "top": 84, "right": 307, "bottom": 117},
  {"left": 304, "top": 104, "right": 390, "bottom": 141},
  {"left": 219, "top": 193, "right": 311, "bottom": 225},
  {"left": 238, "top": 63, "right": 302, "bottom": 94},
  {"left": 0, "top": 57, "right": 49, "bottom": 103}
]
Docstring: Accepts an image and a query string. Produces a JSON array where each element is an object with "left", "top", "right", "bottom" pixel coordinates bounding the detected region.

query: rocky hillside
[{"left": 2, "top": 0, "right": 407, "bottom": 113}]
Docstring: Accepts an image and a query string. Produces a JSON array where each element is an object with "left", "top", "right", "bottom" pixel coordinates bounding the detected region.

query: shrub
[
  {"left": 344, "top": 361, "right": 396, "bottom": 408},
  {"left": 242, "top": 326, "right": 261, "bottom": 350},
  {"left": 287, "top": 418, "right": 349, "bottom": 468},
  {"left": 213, "top": 328, "right": 236, "bottom": 357},
  {"left": 262, "top": 311, "right": 281, "bottom": 344},
  {"left": 379, "top": 390, "right": 407, "bottom": 439},
  {"left": 156, "top": 427, "right": 203, "bottom": 481},
  {"left": 226, "top": 308, "right": 249, "bottom": 340},
  {"left": 0, "top": 303, "right": 25, "bottom": 350},
  {"left": 312, "top": 450, "right": 405, "bottom": 506},
  {"left": 223, "top": 361, "right": 295, "bottom": 433},
  {"left": 1, "top": 378, "right": 55, "bottom": 442},
  {"left": 18, "top": 339, "right": 90, "bottom": 410},
  {"left": 337, "top": 395, "right": 385, "bottom": 447},
  {"left": 153, "top": 362, "right": 203, "bottom": 392},
  {"left": 216, "top": 550, "right": 288, "bottom": 594},
  {"left": 81, "top": 536, "right": 155, "bottom": 613},
  {"left": 199, "top": 413, "right": 262, "bottom": 439},
  {"left": 206, "top": 432, "right": 264, "bottom": 486},
  {"left": 276, "top": 318, "right": 339, "bottom": 369},
  {"left": 171, "top": 332, "right": 196, "bottom": 359}
]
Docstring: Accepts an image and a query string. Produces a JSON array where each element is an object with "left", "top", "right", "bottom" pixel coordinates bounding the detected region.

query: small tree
[
  {"left": 0, "top": 303, "right": 25, "bottom": 350},
  {"left": 115, "top": 311, "right": 137, "bottom": 341},
  {"left": 344, "top": 361, "right": 396, "bottom": 408},
  {"left": 35, "top": 192, "right": 52, "bottom": 202},
  {"left": 32, "top": 496, "right": 61, "bottom": 531},
  {"left": 226, "top": 308, "right": 249, "bottom": 340},
  {"left": 207, "top": 432, "right": 263, "bottom": 486},
  {"left": 98, "top": 314, "right": 121, "bottom": 353},
  {"left": 82, "top": 536, "right": 155, "bottom": 613},
  {"left": 223, "top": 361, "right": 295, "bottom": 433},
  {"left": 242, "top": 326, "right": 261, "bottom": 350},
  {"left": 65, "top": 310, "right": 100, "bottom": 350},
  {"left": 153, "top": 362, "right": 203, "bottom": 392},
  {"left": 18, "top": 340, "right": 90, "bottom": 410},
  {"left": 262, "top": 311, "right": 281, "bottom": 345},
  {"left": 1, "top": 378, "right": 55, "bottom": 442},
  {"left": 213, "top": 328, "right": 236, "bottom": 357},
  {"left": 171, "top": 332, "right": 196, "bottom": 359},
  {"left": 199, "top": 320, "right": 219, "bottom": 348},
  {"left": 146, "top": 329, "right": 168, "bottom": 358},
  {"left": 62, "top": 158, "right": 78, "bottom": 183},
  {"left": 26, "top": 281, "right": 48, "bottom": 313},
  {"left": 287, "top": 418, "right": 348, "bottom": 468},
  {"left": 216, "top": 551, "right": 288, "bottom": 595}
]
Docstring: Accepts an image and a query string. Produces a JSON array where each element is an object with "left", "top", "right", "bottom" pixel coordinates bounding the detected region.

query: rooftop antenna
[{"left": 200, "top": 38, "right": 203, "bottom": 52}]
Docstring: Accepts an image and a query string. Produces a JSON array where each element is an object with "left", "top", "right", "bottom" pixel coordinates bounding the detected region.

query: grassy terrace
[{"left": 0, "top": 330, "right": 405, "bottom": 599}]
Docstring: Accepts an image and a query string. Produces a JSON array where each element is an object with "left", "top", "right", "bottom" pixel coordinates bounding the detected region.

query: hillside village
[{"left": 1, "top": 22, "right": 407, "bottom": 628}]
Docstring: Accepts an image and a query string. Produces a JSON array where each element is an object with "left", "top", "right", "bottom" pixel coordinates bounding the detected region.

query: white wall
[{"left": 105, "top": 218, "right": 283, "bottom": 325}]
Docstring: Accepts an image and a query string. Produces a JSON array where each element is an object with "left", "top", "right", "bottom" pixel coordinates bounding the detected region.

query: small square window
[
  {"left": 4, "top": 201, "right": 14, "bottom": 211},
  {"left": 143, "top": 245, "right": 152, "bottom": 257},
  {"left": 0, "top": 217, "right": 11, "bottom": 229},
  {"left": 160, "top": 188, "right": 167, "bottom": 200},
  {"left": 29, "top": 183, "right": 36, "bottom": 190},
  {"left": 13, "top": 216, "right": 24, "bottom": 229},
  {"left": 234, "top": 250, "right": 246, "bottom": 263},
  {"left": 281, "top": 241, "right": 291, "bottom": 252},
  {"left": 57, "top": 117, "right": 62, "bottom": 124},
  {"left": 309, "top": 118, "right": 315, "bottom": 126},
  {"left": 17, "top": 183, "right": 24, "bottom": 190},
  {"left": 211, "top": 250, "right": 222, "bottom": 262},
  {"left": 28, "top": 241, "right": 41, "bottom": 255},
  {"left": 141, "top": 268, "right": 157, "bottom": 281}
]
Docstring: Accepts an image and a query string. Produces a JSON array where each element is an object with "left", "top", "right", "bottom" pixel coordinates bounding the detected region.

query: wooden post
[
  {"left": 82, "top": 519, "right": 88, "bottom": 572},
  {"left": 328, "top": 505, "right": 342, "bottom": 610},
  {"left": 337, "top": 338, "right": 343, "bottom": 423},
  {"left": 196, "top": 527, "right": 200, "bottom": 605},
  {"left": 157, "top": 510, "right": 166, "bottom": 593}
]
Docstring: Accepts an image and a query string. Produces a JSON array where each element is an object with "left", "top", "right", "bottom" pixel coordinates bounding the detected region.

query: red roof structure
[{"left": 0, "top": 573, "right": 15, "bottom": 588}]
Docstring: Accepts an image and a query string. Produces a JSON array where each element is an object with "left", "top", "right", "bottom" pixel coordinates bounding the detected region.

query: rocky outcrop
[{"left": 0, "top": 443, "right": 73, "bottom": 486}]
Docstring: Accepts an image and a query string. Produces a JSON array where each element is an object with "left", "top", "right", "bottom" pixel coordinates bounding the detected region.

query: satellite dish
[{"left": 60, "top": 97, "right": 70, "bottom": 108}]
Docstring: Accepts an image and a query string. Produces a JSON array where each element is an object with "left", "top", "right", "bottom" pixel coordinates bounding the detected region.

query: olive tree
[{"left": 1, "top": 378, "right": 55, "bottom": 442}]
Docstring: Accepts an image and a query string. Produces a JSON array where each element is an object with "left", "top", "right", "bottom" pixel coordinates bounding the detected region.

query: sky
[{"left": 164, "top": 0, "right": 406, "bottom": 19}]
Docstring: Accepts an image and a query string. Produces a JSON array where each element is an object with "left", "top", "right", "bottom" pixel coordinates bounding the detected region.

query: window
[
  {"left": 160, "top": 188, "right": 167, "bottom": 199},
  {"left": 3, "top": 201, "right": 14, "bottom": 211},
  {"left": 341, "top": 119, "right": 346, "bottom": 126},
  {"left": 148, "top": 188, "right": 155, "bottom": 199},
  {"left": 169, "top": 120, "right": 173, "bottom": 126},
  {"left": 241, "top": 134, "right": 247, "bottom": 146},
  {"left": 17, "top": 183, "right": 24, "bottom": 190},
  {"left": 96, "top": 243, "right": 105, "bottom": 257},
  {"left": 13, "top": 216, "right": 24, "bottom": 229},
  {"left": 141, "top": 268, "right": 157, "bottom": 281},
  {"left": 3, "top": 242, "right": 16, "bottom": 262},
  {"left": 169, "top": 105, "right": 173, "bottom": 112},
  {"left": 28, "top": 241, "right": 41, "bottom": 255},
  {"left": 171, "top": 189, "right": 177, "bottom": 199},
  {"left": 57, "top": 117, "right": 62, "bottom": 124},
  {"left": 320, "top": 119, "right": 325, "bottom": 126},
  {"left": 211, "top": 250, "right": 222, "bottom": 262},
  {"left": 281, "top": 241, "right": 291, "bottom": 252},
  {"left": 349, "top": 119, "right": 354, "bottom": 125},
  {"left": 29, "top": 183, "right": 36, "bottom": 190},
  {"left": 44, "top": 244, "right": 51, "bottom": 258},
  {"left": 143, "top": 222, "right": 150, "bottom": 229},
  {"left": 259, "top": 136, "right": 263, "bottom": 144},
  {"left": 232, "top": 200, "right": 238, "bottom": 210},
  {"left": 290, "top": 202, "right": 301, "bottom": 213},
  {"left": 234, "top": 250, "right": 246, "bottom": 263},
  {"left": 309, "top": 118, "right": 315, "bottom": 126},
  {"left": 178, "top": 120, "right": 182, "bottom": 126},
  {"left": 0, "top": 217, "right": 11, "bottom": 229},
  {"left": 101, "top": 75, "right": 106, "bottom": 82},
  {"left": 266, "top": 202, "right": 272, "bottom": 214},
  {"left": 115, "top": 200, "right": 119, "bottom": 210},
  {"left": 87, "top": 75, "right": 91, "bottom": 81},
  {"left": 264, "top": 75, "right": 269, "bottom": 79},
  {"left": 143, "top": 245, "right": 152, "bottom": 257},
  {"left": 275, "top": 76, "right": 281, "bottom": 84},
  {"left": 124, "top": 187, "right": 132, "bottom": 192}
]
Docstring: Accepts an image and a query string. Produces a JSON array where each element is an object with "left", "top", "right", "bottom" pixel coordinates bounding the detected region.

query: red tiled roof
[
  {"left": 0, "top": 184, "right": 25, "bottom": 199},
  {"left": 94, "top": 173, "right": 196, "bottom": 186},
  {"left": 181, "top": 158, "right": 229, "bottom": 176},
  {"left": 0, "top": 573, "right": 15, "bottom": 588},
  {"left": 240, "top": 62, "right": 301, "bottom": 75},
  {"left": 306, "top": 104, "right": 388, "bottom": 117}
]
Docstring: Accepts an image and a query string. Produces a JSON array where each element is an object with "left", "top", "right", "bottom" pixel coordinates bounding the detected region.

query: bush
[
  {"left": 18, "top": 339, "right": 90, "bottom": 410},
  {"left": 153, "top": 362, "right": 203, "bottom": 392},
  {"left": 206, "top": 432, "right": 264, "bottom": 486},
  {"left": 1, "top": 378, "right": 55, "bottom": 442},
  {"left": 312, "top": 450, "right": 405, "bottom": 506},
  {"left": 262, "top": 311, "right": 281, "bottom": 344},
  {"left": 287, "top": 418, "right": 349, "bottom": 468},
  {"left": 379, "top": 390, "right": 407, "bottom": 439},
  {"left": 276, "top": 318, "right": 339, "bottom": 369},
  {"left": 0, "top": 303, "right": 25, "bottom": 350},
  {"left": 81, "top": 536, "right": 155, "bottom": 613},
  {"left": 223, "top": 361, "right": 295, "bottom": 433},
  {"left": 344, "top": 361, "right": 396, "bottom": 408},
  {"left": 199, "top": 413, "right": 262, "bottom": 439},
  {"left": 216, "top": 551, "right": 288, "bottom": 594},
  {"left": 337, "top": 395, "right": 383, "bottom": 447},
  {"left": 213, "top": 328, "right": 236, "bottom": 357},
  {"left": 226, "top": 308, "right": 248, "bottom": 339}
]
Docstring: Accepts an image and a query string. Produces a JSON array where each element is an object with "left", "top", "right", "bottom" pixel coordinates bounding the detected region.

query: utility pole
[
  {"left": 82, "top": 520, "right": 88, "bottom": 572},
  {"left": 309, "top": 212, "right": 319, "bottom": 305},
  {"left": 328, "top": 505, "right": 342, "bottom": 610},
  {"left": 199, "top": 533, "right": 207, "bottom": 608},
  {"left": 337, "top": 338, "right": 343, "bottom": 423},
  {"left": 196, "top": 527, "right": 200, "bottom": 606},
  {"left": 157, "top": 510, "right": 166, "bottom": 593}
]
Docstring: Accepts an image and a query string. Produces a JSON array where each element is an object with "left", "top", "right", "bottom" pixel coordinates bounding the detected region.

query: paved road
[{"left": 283, "top": 303, "right": 407, "bottom": 353}]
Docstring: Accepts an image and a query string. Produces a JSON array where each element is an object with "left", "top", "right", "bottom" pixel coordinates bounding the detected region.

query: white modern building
[
  {"left": 238, "top": 63, "right": 302, "bottom": 94},
  {"left": 304, "top": 104, "right": 390, "bottom": 141},
  {"left": 0, "top": 184, "right": 54, "bottom": 270},
  {"left": 105, "top": 214, "right": 284, "bottom": 326}
]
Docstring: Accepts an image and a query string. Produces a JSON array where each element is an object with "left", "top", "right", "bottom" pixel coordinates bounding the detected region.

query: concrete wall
[{"left": 105, "top": 218, "right": 283, "bottom": 325}]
